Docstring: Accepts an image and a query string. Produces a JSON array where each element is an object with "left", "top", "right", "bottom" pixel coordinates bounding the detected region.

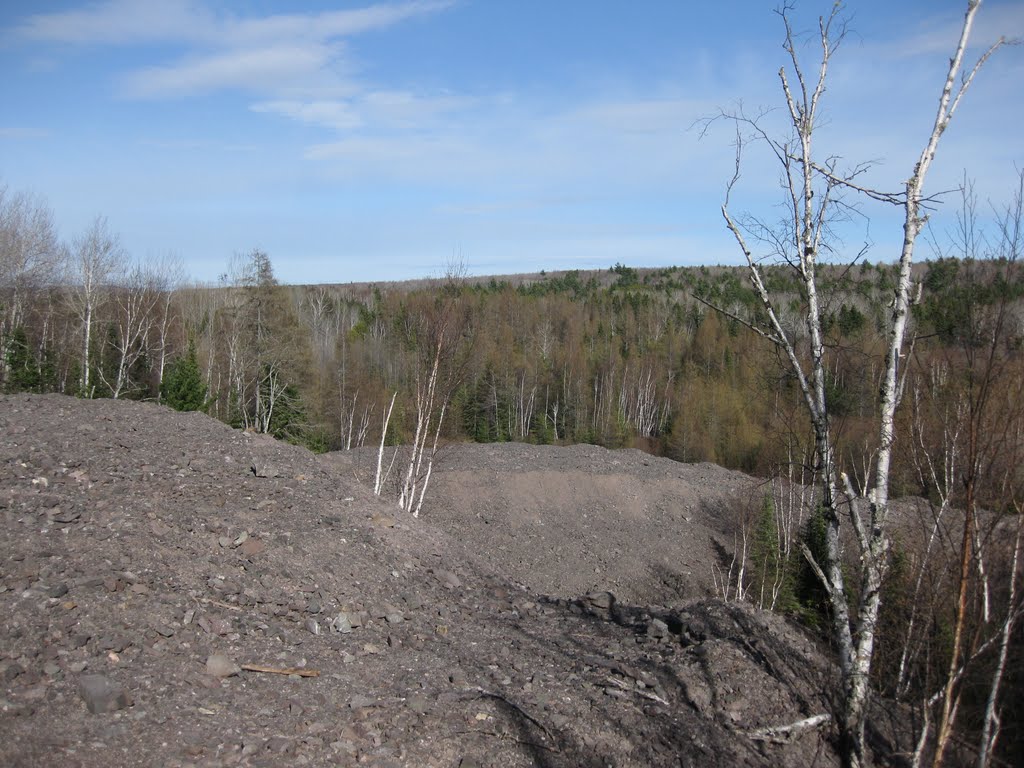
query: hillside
[
  {"left": 0, "top": 394, "right": 875, "bottom": 767},
  {"left": 325, "top": 442, "right": 763, "bottom": 606}
]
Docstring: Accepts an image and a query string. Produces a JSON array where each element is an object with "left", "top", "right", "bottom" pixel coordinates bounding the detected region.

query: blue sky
[{"left": 1, "top": 1, "right": 1022, "bottom": 285}]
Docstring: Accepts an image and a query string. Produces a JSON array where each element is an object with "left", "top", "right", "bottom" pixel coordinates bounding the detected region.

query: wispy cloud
[
  {"left": 14, "top": 0, "right": 453, "bottom": 48},
  {"left": 14, "top": 0, "right": 215, "bottom": 45},
  {"left": 16, "top": 0, "right": 456, "bottom": 102},
  {"left": 855, "top": 3, "right": 1024, "bottom": 60},
  {"left": 0, "top": 127, "right": 51, "bottom": 140},
  {"left": 123, "top": 43, "right": 343, "bottom": 98},
  {"left": 252, "top": 91, "right": 469, "bottom": 132}
]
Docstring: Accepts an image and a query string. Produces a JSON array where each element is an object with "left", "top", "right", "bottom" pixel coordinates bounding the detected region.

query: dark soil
[{"left": 2, "top": 394, "right": 850, "bottom": 767}]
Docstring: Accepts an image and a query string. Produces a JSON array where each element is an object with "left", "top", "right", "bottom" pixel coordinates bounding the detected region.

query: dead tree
[{"left": 701, "top": 3, "right": 1005, "bottom": 765}]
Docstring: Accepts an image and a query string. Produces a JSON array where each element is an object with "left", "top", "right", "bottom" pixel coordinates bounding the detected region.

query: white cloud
[
  {"left": 15, "top": 0, "right": 457, "bottom": 103},
  {"left": 122, "top": 43, "right": 342, "bottom": 98},
  {"left": 876, "top": 3, "right": 1024, "bottom": 59},
  {"left": 14, "top": 0, "right": 214, "bottom": 45},
  {"left": 222, "top": 1, "right": 455, "bottom": 47},
  {"left": 14, "top": 0, "right": 454, "bottom": 48},
  {"left": 251, "top": 100, "right": 364, "bottom": 131}
]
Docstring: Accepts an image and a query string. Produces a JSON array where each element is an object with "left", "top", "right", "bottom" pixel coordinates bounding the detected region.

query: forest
[{"left": 2, "top": 185, "right": 1022, "bottom": 491}]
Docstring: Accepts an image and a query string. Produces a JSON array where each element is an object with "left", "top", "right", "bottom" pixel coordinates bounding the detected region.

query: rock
[
  {"left": 330, "top": 613, "right": 353, "bottom": 634},
  {"left": 206, "top": 653, "right": 240, "bottom": 678},
  {"left": 648, "top": 618, "right": 669, "bottom": 639},
  {"left": 436, "top": 570, "right": 462, "bottom": 589},
  {"left": 349, "top": 694, "right": 379, "bottom": 709},
  {"left": 152, "top": 622, "right": 176, "bottom": 638},
  {"left": 265, "top": 736, "right": 293, "bottom": 754},
  {"left": 98, "top": 635, "right": 131, "bottom": 652},
  {"left": 78, "top": 674, "right": 133, "bottom": 714},
  {"left": 583, "top": 590, "right": 615, "bottom": 610},
  {"left": 406, "top": 694, "right": 430, "bottom": 714},
  {"left": 240, "top": 538, "right": 266, "bottom": 557},
  {"left": 3, "top": 663, "right": 25, "bottom": 683},
  {"left": 47, "top": 583, "right": 69, "bottom": 598},
  {"left": 251, "top": 461, "right": 280, "bottom": 479},
  {"left": 304, "top": 618, "right": 321, "bottom": 635}
]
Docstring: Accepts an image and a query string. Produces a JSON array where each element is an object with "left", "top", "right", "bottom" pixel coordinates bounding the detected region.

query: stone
[
  {"left": 406, "top": 694, "right": 430, "bottom": 714},
  {"left": 648, "top": 618, "right": 669, "bottom": 639},
  {"left": 437, "top": 570, "right": 462, "bottom": 589},
  {"left": 47, "top": 583, "right": 69, "bottom": 598},
  {"left": 584, "top": 591, "right": 615, "bottom": 610},
  {"left": 206, "top": 654, "right": 240, "bottom": 678},
  {"left": 330, "top": 613, "right": 353, "bottom": 634},
  {"left": 3, "top": 663, "right": 25, "bottom": 683},
  {"left": 78, "top": 674, "right": 133, "bottom": 714}
]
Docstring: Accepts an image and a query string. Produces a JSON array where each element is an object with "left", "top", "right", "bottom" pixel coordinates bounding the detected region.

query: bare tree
[
  {"left": 68, "top": 217, "right": 126, "bottom": 397},
  {"left": 701, "top": 3, "right": 1006, "bottom": 765},
  {"left": 0, "top": 184, "right": 62, "bottom": 386},
  {"left": 97, "top": 261, "right": 161, "bottom": 398},
  {"left": 150, "top": 254, "right": 186, "bottom": 400},
  {"left": 397, "top": 273, "right": 473, "bottom": 517}
]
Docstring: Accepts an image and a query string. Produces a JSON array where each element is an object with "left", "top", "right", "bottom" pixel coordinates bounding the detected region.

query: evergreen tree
[
  {"left": 750, "top": 493, "right": 797, "bottom": 612},
  {"left": 794, "top": 504, "right": 832, "bottom": 628},
  {"left": 161, "top": 342, "right": 207, "bottom": 412},
  {"left": 4, "top": 327, "right": 41, "bottom": 393}
]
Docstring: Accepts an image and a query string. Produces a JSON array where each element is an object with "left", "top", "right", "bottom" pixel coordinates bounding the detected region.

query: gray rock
[
  {"left": 437, "top": 570, "right": 462, "bottom": 589},
  {"left": 3, "top": 663, "right": 25, "bottom": 683},
  {"left": 205, "top": 653, "right": 240, "bottom": 678},
  {"left": 584, "top": 590, "right": 615, "bottom": 610},
  {"left": 349, "top": 694, "right": 379, "bottom": 709},
  {"left": 47, "top": 583, "right": 69, "bottom": 598},
  {"left": 648, "top": 618, "right": 669, "bottom": 639},
  {"left": 78, "top": 674, "right": 133, "bottom": 714},
  {"left": 330, "top": 613, "right": 353, "bottom": 633},
  {"left": 406, "top": 694, "right": 430, "bottom": 714}
]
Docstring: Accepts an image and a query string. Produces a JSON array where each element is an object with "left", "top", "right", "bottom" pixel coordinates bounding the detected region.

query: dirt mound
[
  {"left": 323, "top": 442, "right": 764, "bottom": 605},
  {"left": 2, "top": 394, "right": 847, "bottom": 767}
]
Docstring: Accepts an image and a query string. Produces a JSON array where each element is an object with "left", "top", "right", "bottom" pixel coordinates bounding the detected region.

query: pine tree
[
  {"left": 4, "top": 327, "right": 41, "bottom": 393},
  {"left": 161, "top": 342, "right": 206, "bottom": 412}
]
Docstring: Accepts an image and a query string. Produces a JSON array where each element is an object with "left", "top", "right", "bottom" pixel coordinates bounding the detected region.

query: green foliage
[
  {"left": 609, "top": 262, "right": 638, "bottom": 288},
  {"left": 750, "top": 494, "right": 797, "bottom": 612},
  {"left": 4, "top": 327, "right": 43, "bottom": 393},
  {"left": 836, "top": 303, "right": 866, "bottom": 336},
  {"left": 161, "top": 343, "right": 207, "bottom": 412},
  {"left": 793, "top": 505, "right": 831, "bottom": 628}
]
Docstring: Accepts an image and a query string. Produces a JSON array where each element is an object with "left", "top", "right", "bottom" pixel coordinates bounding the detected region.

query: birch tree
[
  {"left": 397, "top": 275, "right": 473, "bottom": 516},
  {"left": 69, "top": 217, "right": 125, "bottom": 397},
  {"left": 98, "top": 261, "right": 159, "bottom": 398},
  {"left": 702, "top": 3, "right": 1006, "bottom": 765},
  {"left": 0, "top": 185, "right": 61, "bottom": 387}
]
